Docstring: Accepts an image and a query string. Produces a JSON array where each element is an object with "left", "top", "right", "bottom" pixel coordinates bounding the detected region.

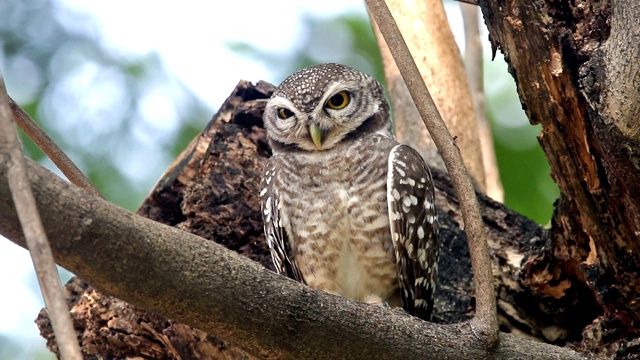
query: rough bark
[
  {"left": 37, "top": 81, "right": 276, "bottom": 360},
  {"left": 0, "top": 81, "right": 589, "bottom": 358},
  {"left": 479, "top": 0, "right": 640, "bottom": 356},
  {"left": 0, "top": 136, "right": 586, "bottom": 359}
]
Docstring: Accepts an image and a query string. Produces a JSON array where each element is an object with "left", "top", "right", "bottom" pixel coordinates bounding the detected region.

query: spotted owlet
[{"left": 260, "top": 63, "right": 439, "bottom": 320}]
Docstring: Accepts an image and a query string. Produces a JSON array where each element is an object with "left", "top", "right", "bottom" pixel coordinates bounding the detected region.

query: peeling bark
[{"left": 479, "top": 0, "right": 640, "bottom": 356}]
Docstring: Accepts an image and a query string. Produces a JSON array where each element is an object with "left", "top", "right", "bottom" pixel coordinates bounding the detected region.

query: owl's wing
[
  {"left": 387, "top": 144, "right": 439, "bottom": 320},
  {"left": 260, "top": 160, "right": 305, "bottom": 283}
]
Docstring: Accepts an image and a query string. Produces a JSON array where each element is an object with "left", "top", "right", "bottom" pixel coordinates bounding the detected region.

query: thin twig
[
  {"left": 461, "top": 3, "right": 504, "bottom": 202},
  {"left": 9, "top": 97, "right": 102, "bottom": 198},
  {"left": 366, "top": 0, "right": 499, "bottom": 344},
  {"left": 0, "top": 77, "right": 83, "bottom": 359}
]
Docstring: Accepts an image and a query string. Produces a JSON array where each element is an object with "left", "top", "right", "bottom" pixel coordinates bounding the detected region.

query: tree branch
[
  {"left": 0, "top": 155, "right": 588, "bottom": 359},
  {"left": 0, "top": 78, "right": 82, "bottom": 359},
  {"left": 366, "top": 0, "right": 499, "bottom": 344},
  {"left": 9, "top": 96, "right": 102, "bottom": 198},
  {"left": 371, "top": 0, "right": 486, "bottom": 190},
  {"left": 461, "top": 3, "right": 504, "bottom": 202}
]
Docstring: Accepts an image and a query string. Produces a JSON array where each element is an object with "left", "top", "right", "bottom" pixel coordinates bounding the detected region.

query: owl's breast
[{"left": 277, "top": 135, "right": 401, "bottom": 306}]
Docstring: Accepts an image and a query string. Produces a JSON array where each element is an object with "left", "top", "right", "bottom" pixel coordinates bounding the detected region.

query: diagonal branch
[
  {"left": 371, "top": 0, "right": 486, "bottom": 190},
  {"left": 9, "top": 96, "right": 102, "bottom": 198},
  {"left": 366, "top": 0, "right": 499, "bottom": 344},
  {"left": 0, "top": 156, "right": 587, "bottom": 359},
  {"left": 0, "top": 78, "right": 82, "bottom": 359}
]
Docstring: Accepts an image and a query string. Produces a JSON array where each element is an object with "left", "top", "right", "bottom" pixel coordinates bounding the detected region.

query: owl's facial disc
[{"left": 266, "top": 63, "right": 393, "bottom": 153}]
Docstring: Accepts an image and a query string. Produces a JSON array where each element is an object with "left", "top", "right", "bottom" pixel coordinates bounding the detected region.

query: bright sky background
[
  {"left": 0, "top": 1, "right": 513, "bottom": 357},
  {"left": 60, "top": 0, "right": 373, "bottom": 109}
]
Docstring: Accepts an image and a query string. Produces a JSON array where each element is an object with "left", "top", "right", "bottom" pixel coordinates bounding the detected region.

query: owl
[{"left": 260, "top": 63, "right": 439, "bottom": 320}]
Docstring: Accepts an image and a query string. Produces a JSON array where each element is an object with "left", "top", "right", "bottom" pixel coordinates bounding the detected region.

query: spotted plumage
[{"left": 260, "top": 63, "right": 438, "bottom": 320}]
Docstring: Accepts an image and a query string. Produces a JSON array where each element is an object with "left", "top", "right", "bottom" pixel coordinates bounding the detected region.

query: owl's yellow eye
[
  {"left": 277, "top": 108, "right": 294, "bottom": 120},
  {"left": 325, "top": 91, "right": 350, "bottom": 110}
]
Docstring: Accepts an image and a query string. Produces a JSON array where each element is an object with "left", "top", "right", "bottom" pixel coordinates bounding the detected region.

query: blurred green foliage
[
  {"left": 0, "top": 334, "right": 52, "bottom": 360},
  {"left": 1, "top": 0, "right": 211, "bottom": 211},
  {"left": 483, "top": 57, "right": 559, "bottom": 224},
  {"left": 0, "top": 1, "right": 558, "bottom": 357},
  {"left": 493, "top": 126, "right": 558, "bottom": 224}
]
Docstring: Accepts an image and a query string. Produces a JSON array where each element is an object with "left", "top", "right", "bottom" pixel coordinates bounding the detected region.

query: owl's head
[{"left": 263, "top": 63, "right": 392, "bottom": 153}]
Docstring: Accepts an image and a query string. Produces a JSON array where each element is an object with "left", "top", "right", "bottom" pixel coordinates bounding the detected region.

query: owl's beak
[{"left": 309, "top": 124, "right": 325, "bottom": 149}]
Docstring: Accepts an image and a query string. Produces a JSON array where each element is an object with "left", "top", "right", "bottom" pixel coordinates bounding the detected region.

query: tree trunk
[{"left": 479, "top": 0, "right": 640, "bottom": 356}]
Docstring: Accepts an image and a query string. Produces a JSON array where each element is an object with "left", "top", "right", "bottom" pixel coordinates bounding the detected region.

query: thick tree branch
[
  {"left": 366, "top": 0, "right": 499, "bottom": 344},
  {"left": 479, "top": 0, "right": 640, "bottom": 354},
  {"left": 0, "top": 156, "right": 588, "bottom": 359}
]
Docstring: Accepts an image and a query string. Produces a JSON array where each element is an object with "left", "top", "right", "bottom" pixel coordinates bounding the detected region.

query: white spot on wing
[
  {"left": 265, "top": 196, "right": 272, "bottom": 211},
  {"left": 418, "top": 248, "right": 427, "bottom": 263},
  {"left": 408, "top": 213, "right": 416, "bottom": 224},
  {"left": 402, "top": 196, "right": 411, "bottom": 207}
]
